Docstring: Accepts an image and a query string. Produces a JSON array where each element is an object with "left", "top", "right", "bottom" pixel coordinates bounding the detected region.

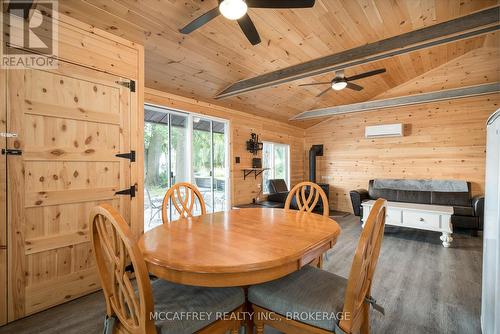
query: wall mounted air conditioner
[{"left": 365, "top": 123, "right": 403, "bottom": 138}]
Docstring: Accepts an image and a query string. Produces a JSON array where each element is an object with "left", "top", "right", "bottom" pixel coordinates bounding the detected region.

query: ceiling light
[
  {"left": 332, "top": 80, "right": 347, "bottom": 91},
  {"left": 219, "top": 0, "right": 248, "bottom": 20}
]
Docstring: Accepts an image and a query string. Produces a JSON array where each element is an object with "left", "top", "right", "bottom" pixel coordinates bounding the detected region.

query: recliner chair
[{"left": 267, "top": 179, "right": 290, "bottom": 204}]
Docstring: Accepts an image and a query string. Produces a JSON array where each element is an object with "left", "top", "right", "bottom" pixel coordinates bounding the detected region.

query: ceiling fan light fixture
[
  {"left": 332, "top": 80, "right": 347, "bottom": 91},
  {"left": 219, "top": 0, "right": 248, "bottom": 20}
]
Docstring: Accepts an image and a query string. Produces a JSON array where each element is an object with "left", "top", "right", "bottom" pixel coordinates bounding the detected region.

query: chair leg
[
  {"left": 231, "top": 316, "right": 242, "bottom": 334},
  {"left": 360, "top": 302, "right": 370, "bottom": 334},
  {"left": 254, "top": 311, "right": 264, "bottom": 334},
  {"left": 255, "top": 322, "right": 264, "bottom": 334}
]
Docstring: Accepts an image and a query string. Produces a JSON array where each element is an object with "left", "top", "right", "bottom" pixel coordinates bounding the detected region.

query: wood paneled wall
[
  {"left": 305, "top": 95, "right": 498, "bottom": 213},
  {"left": 304, "top": 46, "right": 499, "bottom": 213},
  {"left": 144, "top": 89, "right": 305, "bottom": 206}
]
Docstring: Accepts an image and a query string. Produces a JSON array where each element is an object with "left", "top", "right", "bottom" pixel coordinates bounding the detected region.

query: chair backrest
[
  {"left": 90, "top": 204, "right": 156, "bottom": 334},
  {"left": 340, "top": 198, "right": 387, "bottom": 334},
  {"left": 284, "top": 181, "right": 330, "bottom": 217},
  {"left": 162, "top": 182, "right": 207, "bottom": 224}
]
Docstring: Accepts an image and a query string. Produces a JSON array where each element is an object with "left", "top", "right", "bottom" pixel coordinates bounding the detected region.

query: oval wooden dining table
[{"left": 138, "top": 208, "right": 341, "bottom": 287}]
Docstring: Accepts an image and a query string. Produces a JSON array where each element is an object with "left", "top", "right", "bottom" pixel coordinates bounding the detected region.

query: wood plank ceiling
[{"left": 58, "top": 0, "right": 498, "bottom": 128}]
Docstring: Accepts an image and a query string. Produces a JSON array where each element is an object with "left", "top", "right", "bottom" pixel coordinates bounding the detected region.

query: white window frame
[{"left": 262, "top": 141, "right": 290, "bottom": 194}]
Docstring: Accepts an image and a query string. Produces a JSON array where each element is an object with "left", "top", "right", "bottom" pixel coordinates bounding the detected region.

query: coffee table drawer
[
  {"left": 386, "top": 208, "right": 402, "bottom": 225},
  {"left": 402, "top": 211, "right": 440, "bottom": 230}
]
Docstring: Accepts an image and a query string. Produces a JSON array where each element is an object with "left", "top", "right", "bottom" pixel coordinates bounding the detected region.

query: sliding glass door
[
  {"left": 144, "top": 105, "right": 229, "bottom": 230},
  {"left": 144, "top": 105, "right": 188, "bottom": 229},
  {"left": 192, "top": 117, "right": 228, "bottom": 213}
]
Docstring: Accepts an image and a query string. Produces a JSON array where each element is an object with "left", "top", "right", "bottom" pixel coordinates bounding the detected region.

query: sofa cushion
[
  {"left": 153, "top": 279, "right": 244, "bottom": 334},
  {"left": 368, "top": 181, "right": 398, "bottom": 202},
  {"left": 453, "top": 206, "right": 474, "bottom": 217},
  {"left": 396, "top": 190, "right": 431, "bottom": 204},
  {"left": 431, "top": 191, "right": 471, "bottom": 207},
  {"left": 249, "top": 266, "right": 347, "bottom": 332}
]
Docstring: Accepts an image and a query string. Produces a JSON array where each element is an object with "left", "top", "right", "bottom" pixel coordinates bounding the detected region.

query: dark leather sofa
[{"left": 350, "top": 180, "right": 484, "bottom": 233}]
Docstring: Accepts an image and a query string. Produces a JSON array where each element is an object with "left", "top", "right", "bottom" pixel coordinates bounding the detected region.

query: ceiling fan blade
[
  {"left": 246, "top": 0, "right": 315, "bottom": 8},
  {"left": 345, "top": 68, "right": 386, "bottom": 82},
  {"left": 237, "top": 14, "right": 261, "bottom": 45},
  {"left": 346, "top": 82, "right": 364, "bottom": 91},
  {"left": 317, "top": 87, "right": 332, "bottom": 97},
  {"left": 298, "top": 82, "right": 331, "bottom": 86},
  {"left": 179, "top": 7, "right": 220, "bottom": 34}
]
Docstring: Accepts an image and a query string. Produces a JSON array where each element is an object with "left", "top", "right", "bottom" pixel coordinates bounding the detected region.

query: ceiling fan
[
  {"left": 299, "top": 68, "right": 387, "bottom": 97},
  {"left": 179, "top": 0, "right": 316, "bottom": 46}
]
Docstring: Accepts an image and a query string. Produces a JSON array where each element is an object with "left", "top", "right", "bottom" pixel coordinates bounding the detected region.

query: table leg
[{"left": 440, "top": 232, "right": 453, "bottom": 247}]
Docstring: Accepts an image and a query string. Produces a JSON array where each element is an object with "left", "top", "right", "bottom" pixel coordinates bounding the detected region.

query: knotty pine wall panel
[
  {"left": 145, "top": 89, "right": 306, "bottom": 206},
  {"left": 305, "top": 94, "right": 499, "bottom": 213}
]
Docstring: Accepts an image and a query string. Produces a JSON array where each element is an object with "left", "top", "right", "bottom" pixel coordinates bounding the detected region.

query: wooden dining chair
[
  {"left": 285, "top": 181, "right": 330, "bottom": 267},
  {"left": 249, "top": 198, "right": 387, "bottom": 334},
  {"left": 90, "top": 204, "right": 244, "bottom": 334},
  {"left": 162, "top": 182, "right": 207, "bottom": 224},
  {"left": 285, "top": 181, "right": 330, "bottom": 217}
]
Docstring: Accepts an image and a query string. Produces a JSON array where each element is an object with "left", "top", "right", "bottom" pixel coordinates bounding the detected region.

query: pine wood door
[{"left": 6, "top": 61, "right": 134, "bottom": 320}]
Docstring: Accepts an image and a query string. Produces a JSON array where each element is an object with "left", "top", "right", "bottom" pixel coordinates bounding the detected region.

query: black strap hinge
[
  {"left": 2, "top": 148, "right": 22, "bottom": 156},
  {"left": 115, "top": 80, "right": 136, "bottom": 92},
  {"left": 365, "top": 296, "right": 385, "bottom": 315},
  {"left": 115, "top": 185, "right": 136, "bottom": 198},
  {"left": 115, "top": 150, "right": 135, "bottom": 162}
]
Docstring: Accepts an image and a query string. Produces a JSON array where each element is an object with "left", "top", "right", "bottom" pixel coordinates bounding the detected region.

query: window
[{"left": 262, "top": 142, "right": 290, "bottom": 194}]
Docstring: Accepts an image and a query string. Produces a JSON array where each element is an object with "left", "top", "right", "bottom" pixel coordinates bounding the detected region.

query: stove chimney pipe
[{"left": 309, "top": 145, "right": 324, "bottom": 183}]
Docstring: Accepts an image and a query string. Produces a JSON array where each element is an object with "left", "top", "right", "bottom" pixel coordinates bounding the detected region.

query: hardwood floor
[
  {"left": 324, "top": 216, "right": 482, "bottom": 334},
  {"left": 0, "top": 215, "right": 482, "bottom": 334}
]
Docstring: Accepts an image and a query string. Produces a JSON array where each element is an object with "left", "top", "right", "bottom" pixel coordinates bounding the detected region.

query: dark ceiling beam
[
  {"left": 215, "top": 6, "right": 500, "bottom": 99},
  {"left": 291, "top": 83, "right": 500, "bottom": 120}
]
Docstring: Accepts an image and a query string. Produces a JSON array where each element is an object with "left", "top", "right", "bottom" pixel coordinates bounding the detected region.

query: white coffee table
[{"left": 362, "top": 200, "right": 454, "bottom": 247}]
